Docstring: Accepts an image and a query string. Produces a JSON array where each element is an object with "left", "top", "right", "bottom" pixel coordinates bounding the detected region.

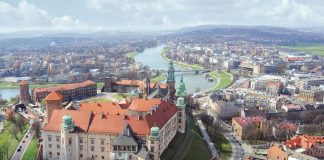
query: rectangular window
[
  {"left": 68, "top": 138, "right": 72, "bottom": 145},
  {"left": 80, "top": 154, "right": 83, "bottom": 158},
  {"left": 48, "top": 144, "right": 52, "bottom": 148},
  {"left": 57, "top": 144, "right": 60, "bottom": 149},
  {"left": 57, "top": 152, "right": 60, "bottom": 156},
  {"left": 101, "top": 147, "right": 105, "bottom": 152},
  {"left": 100, "top": 139, "right": 105, "bottom": 145},
  {"left": 79, "top": 145, "right": 83, "bottom": 150},
  {"left": 48, "top": 136, "right": 52, "bottom": 141},
  {"left": 49, "top": 151, "right": 52, "bottom": 155},
  {"left": 102, "top": 156, "right": 105, "bottom": 159},
  {"left": 90, "top": 138, "right": 95, "bottom": 144},
  {"left": 56, "top": 136, "right": 60, "bottom": 142},
  {"left": 79, "top": 138, "right": 83, "bottom": 143},
  {"left": 91, "top": 146, "right": 95, "bottom": 151}
]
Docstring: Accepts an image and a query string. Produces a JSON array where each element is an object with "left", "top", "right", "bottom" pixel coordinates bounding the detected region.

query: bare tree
[
  {"left": 32, "top": 120, "right": 42, "bottom": 138},
  {"left": 8, "top": 125, "right": 19, "bottom": 140},
  {"left": 14, "top": 114, "right": 25, "bottom": 133}
]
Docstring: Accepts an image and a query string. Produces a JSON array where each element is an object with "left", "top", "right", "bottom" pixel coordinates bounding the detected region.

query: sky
[{"left": 0, "top": 0, "right": 324, "bottom": 32}]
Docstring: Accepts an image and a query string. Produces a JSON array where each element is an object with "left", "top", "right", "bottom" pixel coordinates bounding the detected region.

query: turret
[
  {"left": 60, "top": 115, "right": 74, "bottom": 160},
  {"left": 45, "top": 91, "right": 63, "bottom": 123},
  {"left": 143, "top": 76, "right": 150, "bottom": 98},
  {"left": 176, "top": 75, "right": 187, "bottom": 97},
  {"left": 166, "top": 61, "right": 176, "bottom": 100},
  {"left": 148, "top": 127, "right": 160, "bottom": 160},
  {"left": 176, "top": 97, "right": 186, "bottom": 133},
  {"left": 19, "top": 80, "right": 31, "bottom": 105}
]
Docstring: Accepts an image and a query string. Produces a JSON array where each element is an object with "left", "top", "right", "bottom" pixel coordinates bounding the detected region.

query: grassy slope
[
  {"left": 82, "top": 97, "right": 112, "bottom": 103},
  {"left": 161, "top": 116, "right": 211, "bottom": 160},
  {"left": 281, "top": 43, "right": 324, "bottom": 56},
  {"left": 22, "top": 139, "right": 38, "bottom": 160},
  {"left": 161, "top": 51, "right": 204, "bottom": 70},
  {"left": 0, "top": 120, "right": 30, "bottom": 159},
  {"left": 150, "top": 74, "right": 166, "bottom": 82},
  {"left": 206, "top": 71, "right": 232, "bottom": 92}
]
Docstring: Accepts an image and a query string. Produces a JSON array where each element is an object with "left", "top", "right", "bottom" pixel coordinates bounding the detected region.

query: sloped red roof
[
  {"left": 19, "top": 80, "right": 29, "bottom": 85},
  {"left": 43, "top": 110, "right": 92, "bottom": 132},
  {"left": 128, "top": 98, "right": 162, "bottom": 112},
  {"left": 44, "top": 91, "right": 63, "bottom": 101},
  {"left": 43, "top": 98, "right": 178, "bottom": 136},
  {"left": 232, "top": 116, "right": 264, "bottom": 127},
  {"left": 34, "top": 80, "right": 95, "bottom": 93}
]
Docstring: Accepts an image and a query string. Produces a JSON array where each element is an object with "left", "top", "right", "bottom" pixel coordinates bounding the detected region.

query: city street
[{"left": 11, "top": 126, "right": 35, "bottom": 160}]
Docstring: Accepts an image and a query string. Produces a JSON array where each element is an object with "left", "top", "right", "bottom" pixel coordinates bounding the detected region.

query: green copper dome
[
  {"left": 176, "top": 97, "right": 186, "bottom": 109},
  {"left": 176, "top": 75, "right": 187, "bottom": 97},
  {"left": 149, "top": 127, "right": 160, "bottom": 140},
  {"left": 61, "top": 115, "right": 75, "bottom": 131}
]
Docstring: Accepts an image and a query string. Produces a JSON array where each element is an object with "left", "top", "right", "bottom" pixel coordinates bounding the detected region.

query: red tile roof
[
  {"left": 33, "top": 80, "right": 95, "bottom": 93},
  {"left": 43, "top": 98, "right": 178, "bottom": 136},
  {"left": 128, "top": 98, "right": 162, "bottom": 112},
  {"left": 19, "top": 80, "right": 29, "bottom": 85},
  {"left": 44, "top": 91, "right": 63, "bottom": 101},
  {"left": 43, "top": 109, "right": 92, "bottom": 132},
  {"left": 284, "top": 134, "right": 324, "bottom": 150},
  {"left": 232, "top": 116, "right": 264, "bottom": 127}
]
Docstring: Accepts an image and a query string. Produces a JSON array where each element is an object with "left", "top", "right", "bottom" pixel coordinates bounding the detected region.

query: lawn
[
  {"left": 97, "top": 82, "right": 104, "bottom": 89},
  {"left": 22, "top": 139, "right": 38, "bottom": 160},
  {"left": 126, "top": 51, "right": 138, "bottom": 60},
  {"left": 150, "top": 74, "right": 166, "bottom": 82},
  {"left": 205, "top": 71, "right": 233, "bottom": 93},
  {"left": 82, "top": 97, "right": 112, "bottom": 103},
  {"left": 0, "top": 120, "right": 30, "bottom": 159},
  {"left": 182, "top": 117, "right": 211, "bottom": 160},
  {"left": 112, "top": 93, "right": 128, "bottom": 101},
  {"left": 160, "top": 116, "right": 211, "bottom": 160},
  {"left": 281, "top": 43, "right": 324, "bottom": 56}
]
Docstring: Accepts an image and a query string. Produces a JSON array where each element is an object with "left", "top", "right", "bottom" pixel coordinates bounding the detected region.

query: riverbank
[
  {"left": 0, "top": 81, "right": 60, "bottom": 90},
  {"left": 0, "top": 81, "right": 105, "bottom": 90},
  {"left": 204, "top": 71, "right": 233, "bottom": 93},
  {"left": 160, "top": 49, "right": 233, "bottom": 93},
  {"left": 160, "top": 50, "right": 204, "bottom": 70},
  {"left": 126, "top": 51, "right": 138, "bottom": 60}
]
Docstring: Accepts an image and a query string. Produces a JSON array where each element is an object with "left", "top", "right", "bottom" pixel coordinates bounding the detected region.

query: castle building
[
  {"left": 42, "top": 69, "right": 186, "bottom": 160},
  {"left": 32, "top": 80, "right": 97, "bottom": 103},
  {"left": 19, "top": 80, "right": 31, "bottom": 105}
]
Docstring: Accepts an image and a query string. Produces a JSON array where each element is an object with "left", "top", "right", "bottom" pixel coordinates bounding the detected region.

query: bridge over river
[{"left": 158, "top": 69, "right": 211, "bottom": 74}]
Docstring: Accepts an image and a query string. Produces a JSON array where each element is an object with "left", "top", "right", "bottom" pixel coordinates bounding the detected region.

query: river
[
  {"left": 135, "top": 46, "right": 215, "bottom": 94},
  {"left": 0, "top": 46, "right": 214, "bottom": 100},
  {"left": 0, "top": 89, "right": 20, "bottom": 100}
]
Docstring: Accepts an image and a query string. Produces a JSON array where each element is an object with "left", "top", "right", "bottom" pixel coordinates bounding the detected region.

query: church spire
[{"left": 167, "top": 61, "right": 175, "bottom": 83}]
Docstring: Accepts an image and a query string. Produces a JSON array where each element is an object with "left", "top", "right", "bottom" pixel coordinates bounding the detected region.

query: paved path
[
  {"left": 196, "top": 118, "right": 220, "bottom": 159},
  {"left": 220, "top": 122, "right": 244, "bottom": 160},
  {"left": 11, "top": 126, "right": 35, "bottom": 160}
]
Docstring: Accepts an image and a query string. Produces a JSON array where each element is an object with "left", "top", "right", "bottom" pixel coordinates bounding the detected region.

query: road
[
  {"left": 196, "top": 95, "right": 245, "bottom": 160},
  {"left": 11, "top": 126, "right": 35, "bottom": 160},
  {"left": 11, "top": 111, "right": 36, "bottom": 160}
]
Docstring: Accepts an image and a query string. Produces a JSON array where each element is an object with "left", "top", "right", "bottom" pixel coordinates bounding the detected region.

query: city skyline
[{"left": 1, "top": 0, "right": 324, "bottom": 32}]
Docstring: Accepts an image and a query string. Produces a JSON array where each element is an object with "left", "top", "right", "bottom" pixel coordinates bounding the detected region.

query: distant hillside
[{"left": 160, "top": 25, "right": 324, "bottom": 45}]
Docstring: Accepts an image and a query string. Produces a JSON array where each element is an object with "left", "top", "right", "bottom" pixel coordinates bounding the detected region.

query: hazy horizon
[{"left": 1, "top": 0, "right": 324, "bottom": 33}]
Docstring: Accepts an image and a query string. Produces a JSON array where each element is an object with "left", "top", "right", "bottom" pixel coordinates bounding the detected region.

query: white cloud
[
  {"left": 52, "top": 16, "right": 88, "bottom": 30},
  {"left": 0, "top": 0, "right": 89, "bottom": 31},
  {"left": 85, "top": 0, "right": 324, "bottom": 29}
]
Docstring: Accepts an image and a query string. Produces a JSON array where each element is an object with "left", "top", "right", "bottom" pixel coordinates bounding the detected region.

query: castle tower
[
  {"left": 60, "top": 115, "right": 75, "bottom": 160},
  {"left": 45, "top": 91, "right": 63, "bottom": 123},
  {"left": 166, "top": 61, "right": 176, "bottom": 100},
  {"left": 148, "top": 126, "right": 161, "bottom": 160},
  {"left": 19, "top": 80, "right": 31, "bottom": 105},
  {"left": 176, "top": 75, "right": 187, "bottom": 97},
  {"left": 143, "top": 76, "right": 150, "bottom": 98},
  {"left": 176, "top": 97, "right": 186, "bottom": 133},
  {"left": 103, "top": 76, "right": 112, "bottom": 92}
]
